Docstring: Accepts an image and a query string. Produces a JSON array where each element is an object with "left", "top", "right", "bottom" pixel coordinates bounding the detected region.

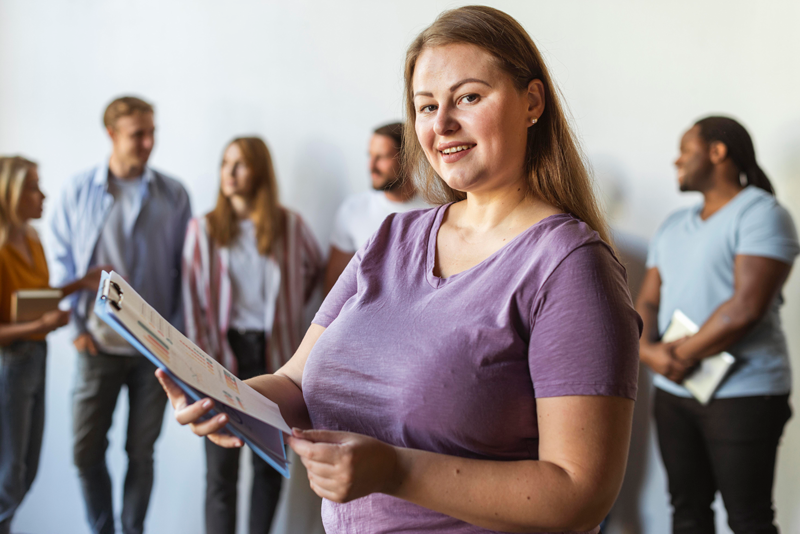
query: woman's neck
[
  {"left": 457, "top": 176, "right": 538, "bottom": 230},
  {"left": 7, "top": 224, "right": 27, "bottom": 243},
  {"left": 229, "top": 196, "right": 253, "bottom": 220}
]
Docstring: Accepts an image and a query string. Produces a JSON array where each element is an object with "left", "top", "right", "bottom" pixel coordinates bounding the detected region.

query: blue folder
[{"left": 93, "top": 271, "right": 290, "bottom": 477}]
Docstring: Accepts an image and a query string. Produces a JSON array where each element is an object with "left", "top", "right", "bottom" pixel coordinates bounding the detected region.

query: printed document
[{"left": 93, "top": 271, "right": 291, "bottom": 477}]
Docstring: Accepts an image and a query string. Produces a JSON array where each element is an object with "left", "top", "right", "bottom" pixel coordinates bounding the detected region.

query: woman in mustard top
[{"left": 0, "top": 156, "right": 104, "bottom": 533}]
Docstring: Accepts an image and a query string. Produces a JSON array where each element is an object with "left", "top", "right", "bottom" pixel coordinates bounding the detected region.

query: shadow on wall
[
  {"left": 770, "top": 117, "right": 800, "bottom": 531},
  {"left": 283, "top": 136, "right": 350, "bottom": 251},
  {"left": 609, "top": 230, "right": 652, "bottom": 534},
  {"left": 592, "top": 154, "right": 654, "bottom": 534}
]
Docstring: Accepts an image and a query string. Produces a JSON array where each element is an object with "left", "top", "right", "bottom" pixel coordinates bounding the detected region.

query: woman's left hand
[{"left": 287, "top": 428, "right": 401, "bottom": 503}]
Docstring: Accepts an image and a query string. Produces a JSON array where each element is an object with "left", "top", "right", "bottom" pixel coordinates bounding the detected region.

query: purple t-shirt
[{"left": 304, "top": 204, "right": 642, "bottom": 534}]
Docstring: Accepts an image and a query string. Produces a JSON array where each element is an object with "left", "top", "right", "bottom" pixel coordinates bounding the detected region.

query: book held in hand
[
  {"left": 661, "top": 309, "right": 736, "bottom": 404},
  {"left": 11, "top": 289, "right": 62, "bottom": 323},
  {"left": 93, "top": 271, "right": 292, "bottom": 477}
]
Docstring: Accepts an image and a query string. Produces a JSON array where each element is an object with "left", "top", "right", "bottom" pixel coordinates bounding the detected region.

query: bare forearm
[
  {"left": 674, "top": 299, "right": 758, "bottom": 363},
  {"left": 324, "top": 247, "right": 354, "bottom": 296},
  {"left": 245, "top": 373, "right": 312, "bottom": 430},
  {"left": 60, "top": 280, "right": 83, "bottom": 297},
  {"left": 635, "top": 268, "right": 663, "bottom": 365},
  {"left": 0, "top": 321, "right": 45, "bottom": 346},
  {"left": 635, "top": 300, "right": 660, "bottom": 363},
  {"left": 391, "top": 450, "right": 607, "bottom": 532}
]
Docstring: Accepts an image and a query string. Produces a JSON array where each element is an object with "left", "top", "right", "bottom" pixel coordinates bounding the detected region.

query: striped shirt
[{"left": 182, "top": 209, "right": 323, "bottom": 375}]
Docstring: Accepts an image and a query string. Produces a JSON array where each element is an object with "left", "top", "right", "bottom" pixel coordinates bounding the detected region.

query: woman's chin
[{"left": 439, "top": 174, "right": 478, "bottom": 194}]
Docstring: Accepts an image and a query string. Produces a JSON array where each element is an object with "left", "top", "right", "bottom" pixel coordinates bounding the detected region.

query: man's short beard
[{"left": 374, "top": 175, "right": 403, "bottom": 192}]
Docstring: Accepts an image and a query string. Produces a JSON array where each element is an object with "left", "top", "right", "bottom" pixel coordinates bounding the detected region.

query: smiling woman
[
  {"left": 158, "top": 6, "right": 641, "bottom": 534},
  {"left": 402, "top": 6, "right": 609, "bottom": 245}
]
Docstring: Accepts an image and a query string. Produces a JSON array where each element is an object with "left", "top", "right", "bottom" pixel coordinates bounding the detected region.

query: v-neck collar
[
  {"left": 425, "top": 203, "right": 570, "bottom": 289},
  {"left": 695, "top": 186, "right": 753, "bottom": 224}
]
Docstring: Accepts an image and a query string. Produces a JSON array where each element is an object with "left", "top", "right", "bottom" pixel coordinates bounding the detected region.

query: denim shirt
[{"left": 47, "top": 162, "right": 192, "bottom": 335}]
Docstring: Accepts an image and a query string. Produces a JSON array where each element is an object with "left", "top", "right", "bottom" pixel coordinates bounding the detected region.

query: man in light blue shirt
[
  {"left": 637, "top": 116, "right": 798, "bottom": 534},
  {"left": 48, "top": 96, "right": 191, "bottom": 534}
]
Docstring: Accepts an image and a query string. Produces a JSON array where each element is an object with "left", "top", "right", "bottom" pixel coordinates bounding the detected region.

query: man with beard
[
  {"left": 637, "top": 116, "right": 798, "bottom": 533},
  {"left": 324, "top": 122, "right": 427, "bottom": 294}
]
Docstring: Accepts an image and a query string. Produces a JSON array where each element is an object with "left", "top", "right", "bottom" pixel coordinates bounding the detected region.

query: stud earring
[{"left": 531, "top": 117, "right": 538, "bottom": 125}]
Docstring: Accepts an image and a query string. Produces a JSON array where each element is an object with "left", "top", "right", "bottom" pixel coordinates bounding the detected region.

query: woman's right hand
[
  {"left": 155, "top": 368, "right": 244, "bottom": 448},
  {"left": 37, "top": 309, "right": 70, "bottom": 333}
]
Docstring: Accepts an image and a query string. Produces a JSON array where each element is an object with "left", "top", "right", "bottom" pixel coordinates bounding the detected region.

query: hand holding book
[{"left": 661, "top": 310, "right": 736, "bottom": 404}]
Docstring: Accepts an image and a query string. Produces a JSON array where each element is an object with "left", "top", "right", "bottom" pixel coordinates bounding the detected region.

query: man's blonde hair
[{"left": 103, "top": 96, "right": 154, "bottom": 129}]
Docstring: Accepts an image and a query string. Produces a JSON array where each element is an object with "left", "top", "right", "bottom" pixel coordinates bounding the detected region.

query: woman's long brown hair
[
  {"left": 206, "top": 137, "right": 284, "bottom": 255},
  {"left": 402, "top": 5, "right": 610, "bottom": 244}
]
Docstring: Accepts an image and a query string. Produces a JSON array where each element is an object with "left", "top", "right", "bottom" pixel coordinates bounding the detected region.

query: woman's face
[
  {"left": 412, "top": 43, "right": 544, "bottom": 196},
  {"left": 16, "top": 167, "right": 45, "bottom": 222},
  {"left": 220, "top": 143, "right": 255, "bottom": 199}
]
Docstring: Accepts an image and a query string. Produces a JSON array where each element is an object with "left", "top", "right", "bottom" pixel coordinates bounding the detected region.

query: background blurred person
[
  {"left": 160, "top": 6, "right": 641, "bottom": 533},
  {"left": 0, "top": 156, "right": 104, "bottom": 534},
  {"left": 182, "top": 136, "right": 323, "bottom": 534},
  {"left": 637, "top": 116, "right": 798, "bottom": 533},
  {"left": 323, "top": 122, "right": 427, "bottom": 294},
  {"left": 48, "top": 96, "right": 192, "bottom": 534}
]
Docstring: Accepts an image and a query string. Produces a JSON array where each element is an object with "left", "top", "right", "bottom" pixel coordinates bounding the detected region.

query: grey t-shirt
[
  {"left": 86, "top": 175, "right": 143, "bottom": 355},
  {"left": 647, "top": 186, "right": 800, "bottom": 398}
]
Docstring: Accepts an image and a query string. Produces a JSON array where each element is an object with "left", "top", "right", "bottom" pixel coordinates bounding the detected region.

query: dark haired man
[
  {"left": 323, "top": 122, "right": 427, "bottom": 293},
  {"left": 637, "top": 117, "right": 798, "bottom": 534},
  {"left": 49, "top": 96, "right": 191, "bottom": 534}
]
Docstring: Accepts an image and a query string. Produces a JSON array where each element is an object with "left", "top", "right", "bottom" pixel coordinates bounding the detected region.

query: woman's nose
[{"left": 433, "top": 106, "right": 459, "bottom": 137}]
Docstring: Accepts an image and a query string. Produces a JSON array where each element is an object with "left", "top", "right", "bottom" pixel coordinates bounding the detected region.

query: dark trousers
[
  {"left": 654, "top": 388, "right": 791, "bottom": 534},
  {"left": 0, "top": 341, "right": 47, "bottom": 534},
  {"left": 205, "top": 330, "right": 283, "bottom": 534},
  {"left": 72, "top": 352, "right": 167, "bottom": 534}
]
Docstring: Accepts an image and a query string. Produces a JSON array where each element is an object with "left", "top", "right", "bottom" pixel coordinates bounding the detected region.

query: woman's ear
[{"left": 526, "top": 79, "right": 545, "bottom": 123}]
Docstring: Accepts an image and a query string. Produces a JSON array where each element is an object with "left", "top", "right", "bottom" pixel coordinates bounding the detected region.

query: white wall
[{"left": 2, "top": 0, "right": 799, "bottom": 532}]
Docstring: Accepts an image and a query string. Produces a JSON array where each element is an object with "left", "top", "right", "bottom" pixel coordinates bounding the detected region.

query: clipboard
[
  {"left": 93, "top": 271, "right": 291, "bottom": 477},
  {"left": 662, "top": 309, "right": 736, "bottom": 404}
]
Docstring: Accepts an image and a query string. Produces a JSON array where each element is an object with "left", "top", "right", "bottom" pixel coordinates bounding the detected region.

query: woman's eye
[
  {"left": 419, "top": 104, "right": 437, "bottom": 114},
  {"left": 459, "top": 94, "right": 480, "bottom": 105}
]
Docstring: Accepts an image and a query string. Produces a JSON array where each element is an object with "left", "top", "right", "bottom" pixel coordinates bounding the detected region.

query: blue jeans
[
  {"left": 72, "top": 351, "right": 167, "bottom": 534},
  {"left": 0, "top": 340, "right": 47, "bottom": 534}
]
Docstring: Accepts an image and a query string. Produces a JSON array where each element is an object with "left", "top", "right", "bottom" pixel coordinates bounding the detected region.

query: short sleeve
[
  {"left": 329, "top": 201, "right": 357, "bottom": 253},
  {"left": 312, "top": 237, "right": 370, "bottom": 327},
  {"left": 529, "top": 243, "right": 642, "bottom": 400},
  {"left": 736, "top": 199, "right": 800, "bottom": 264}
]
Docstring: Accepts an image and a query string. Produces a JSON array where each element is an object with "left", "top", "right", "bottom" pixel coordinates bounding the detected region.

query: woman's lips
[{"left": 439, "top": 145, "right": 475, "bottom": 163}]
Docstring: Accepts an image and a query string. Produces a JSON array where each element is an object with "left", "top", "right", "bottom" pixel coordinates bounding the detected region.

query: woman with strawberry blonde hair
[
  {"left": 163, "top": 7, "right": 640, "bottom": 533},
  {"left": 181, "top": 137, "right": 323, "bottom": 533}
]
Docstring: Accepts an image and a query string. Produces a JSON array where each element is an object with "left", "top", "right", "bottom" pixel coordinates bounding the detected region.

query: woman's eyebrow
[
  {"left": 413, "top": 78, "right": 493, "bottom": 99},
  {"left": 449, "top": 78, "right": 492, "bottom": 92}
]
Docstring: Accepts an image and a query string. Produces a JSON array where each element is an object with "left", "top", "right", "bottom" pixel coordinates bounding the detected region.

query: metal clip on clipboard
[{"left": 100, "top": 278, "right": 124, "bottom": 311}]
